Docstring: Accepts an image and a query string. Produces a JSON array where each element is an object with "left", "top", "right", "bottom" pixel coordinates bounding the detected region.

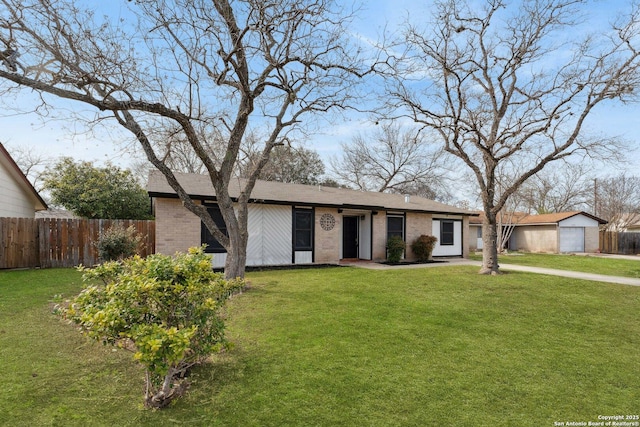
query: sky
[{"left": 0, "top": 0, "right": 638, "bottom": 194}]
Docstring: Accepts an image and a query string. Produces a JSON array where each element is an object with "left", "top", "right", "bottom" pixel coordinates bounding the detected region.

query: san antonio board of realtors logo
[{"left": 320, "top": 213, "right": 336, "bottom": 231}]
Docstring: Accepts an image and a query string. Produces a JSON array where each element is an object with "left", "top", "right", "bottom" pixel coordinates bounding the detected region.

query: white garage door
[{"left": 559, "top": 227, "right": 584, "bottom": 253}]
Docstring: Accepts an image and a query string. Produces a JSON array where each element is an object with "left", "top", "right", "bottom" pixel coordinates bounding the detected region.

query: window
[
  {"left": 387, "top": 215, "right": 405, "bottom": 240},
  {"left": 440, "top": 220, "right": 454, "bottom": 246},
  {"left": 201, "top": 203, "right": 227, "bottom": 253},
  {"left": 294, "top": 209, "right": 313, "bottom": 251}
]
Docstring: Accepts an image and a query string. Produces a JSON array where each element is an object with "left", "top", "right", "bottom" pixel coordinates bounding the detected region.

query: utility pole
[{"left": 593, "top": 178, "right": 598, "bottom": 217}]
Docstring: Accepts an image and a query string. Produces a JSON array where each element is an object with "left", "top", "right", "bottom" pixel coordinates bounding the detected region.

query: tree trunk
[
  {"left": 479, "top": 212, "right": 500, "bottom": 275},
  {"left": 224, "top": 243, "right": 247, "bottom": 279},
  {"left": 223, "top": 220, "right": 248, "bottom": 280},
  {"left": 144, "top": 367, "right": 187, "bottom": 409}
]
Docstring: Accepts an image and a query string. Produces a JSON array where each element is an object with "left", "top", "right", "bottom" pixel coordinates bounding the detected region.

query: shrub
[
  {"left": 96, "top": 225, "right": 142, "bottom": 261},
  {"left": 411, "top": 235, "right": 438, "bottom": 262},
  {"left": 66, "top": 246, "right": 245, "bottom": 408},
  {"left": 386, "top": 235, "right": 406, "bottom": 263}
]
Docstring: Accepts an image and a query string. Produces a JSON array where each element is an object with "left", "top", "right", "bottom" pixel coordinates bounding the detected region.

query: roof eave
[{"left": 148, "top": 191, "right": 474, "bottom": 216}]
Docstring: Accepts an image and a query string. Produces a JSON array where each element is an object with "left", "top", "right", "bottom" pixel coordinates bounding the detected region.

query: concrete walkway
[
  {"left": 497, "top": 263, "right": 640, "bottom": 287},
  {"left": 346, "top": 258, "right": 640, "bottom": 287}
]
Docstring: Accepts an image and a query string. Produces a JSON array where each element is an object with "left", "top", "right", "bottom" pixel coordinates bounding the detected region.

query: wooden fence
[
  {"left": 599, "top": 231, "right": 640, "bottom": 255},
  {"left": 0, "top": 218, "right": 155, "bottom": 269}
]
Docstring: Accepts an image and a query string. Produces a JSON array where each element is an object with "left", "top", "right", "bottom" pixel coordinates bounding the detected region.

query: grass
[
  {"left": 0, "top": 269, "right": 145, "bottom": 426},
  {"left": 470, "top": 252, "right": 640, "bottom": 277},
  {"left": 1, "top": 266, "right": 639, "bottom": 426}
]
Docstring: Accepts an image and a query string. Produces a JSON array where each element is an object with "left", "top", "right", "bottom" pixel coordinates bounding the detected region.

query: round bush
[
  {"left": 67, "top": 246, "right": 245, "bottom": 408},
  {"left": 386, "top": 236, "right": 406, "bottom": 263},
  {"left": 411, "top": 235, "right": 438, "bottom": 262},
  {"left": 96, "top": 225, "right": 142, "bottom": 261}
]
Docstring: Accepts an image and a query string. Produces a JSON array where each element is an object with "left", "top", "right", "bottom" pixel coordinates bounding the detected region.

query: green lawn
[
  {"left": 1, "top": 266, "right": 639, "bottom": 426},
  {"left": 470, "top": 252, "right": 640, "bottom": 277}
]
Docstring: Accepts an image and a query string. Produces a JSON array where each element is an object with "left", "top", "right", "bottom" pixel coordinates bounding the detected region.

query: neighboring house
[
  {"left": 604, "top": 213, "right": 640, "bottom": 232},
  {"left": 147, "top": 172, "right": 476, "bottom": 268},
  {"left": 469, "top": 213, "right": 483, "bottom": 251},
  {"left": 0, "top": 143, "right": 47, "bottom": 217},
  {"left": 468, "top": 210, "right": 530, "bottom": 251},
  {"left": 624, "top": 219, "right": 640, "bottom": 232},
  {"left": 35, "top": 208, "right": 79, "bottom": 219},
  {"left": 469, "top": 211, "right": 606, "bottom": 253}
]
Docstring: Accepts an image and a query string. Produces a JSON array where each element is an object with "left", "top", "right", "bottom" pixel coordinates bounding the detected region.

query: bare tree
[
  {"left": 490, "top": 160, "right": 598, "bottom": 251},
  {"left": 330, "top": 122, "right": 453, "bottom": 200},
  {"left": 253, "top": 145, "right": 326, "bottom": 185},
  {"left": 516, "top": 162, "right": 594, "bottom": 214},
  {"left": 2, "top": 142, "right": 53, "bottom": 193},
  {"left": 494, "top": 170, "right": 524, "bottom": 252},
  {"left": 231, "top": 132, "right": 327, "bottom": 184},
  {"left": 0, "top": 0, "right": 368, "bottom": 278},
  {"left": 382, "top": 0, "right": 640, "bottom": 273},
  {"left": 593, "top": 174, "right": 640, "bottom": 231},
  {"left": 141, "top": 127, "right": 229, "bottom": 176}
]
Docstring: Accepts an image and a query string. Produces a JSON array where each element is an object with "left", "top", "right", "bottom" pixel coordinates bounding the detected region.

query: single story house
[
  {"left": 469, "top": 211, "right": 606, "bottom": 253},
  {"left": 468, "top": 213, "right": 482, "bottom": 251},
  {"left": 35, "top": 208, "right": 79, "bottom": 219},
  {"left": 605, "top": 213, "right": 640, "bottom": 232},
  {"left": 0, "top": 143, "right": 48, "bottom": 217},
  {"left": 147, "top": 172, "right": 476, "bottom": 268},
  {"left": 624, "top": 223, "right": 640, "bottom": 232}
]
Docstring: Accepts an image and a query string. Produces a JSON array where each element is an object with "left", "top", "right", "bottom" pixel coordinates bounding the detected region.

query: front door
[{"left": 342, "top": 216, "right": 359, "bottom": 259}]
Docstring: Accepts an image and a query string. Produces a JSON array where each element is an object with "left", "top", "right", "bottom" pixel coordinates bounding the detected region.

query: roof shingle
[
  {"left": 147, "top": 171, "right": 475, "bottom": 215},
  {"left": 469, "top": 210, "right": 606, "bottom": 225}
]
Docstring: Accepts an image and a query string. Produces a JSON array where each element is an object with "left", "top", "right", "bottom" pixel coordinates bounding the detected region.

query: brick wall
[
  {"left": 154, "top": 198, "right": 200, "bottom": 254},
  {"left": 154, "top": 197, "right": 470, "bottom": 262},
  {"left": 512, "top": 225, "right": 557, "bottom": 253},
  {"left": 462, "top": 217, "right": 470, "bottom": 258},
  {"left": 584, "top": 226, "right": 600, "bottom": 253},
  {"left": 371, "top": 212, "right": 386, "bottom": 260},
  {"left": 314, "top": 207, "right": 341, "bottom": 263},
  {"left": 405, "top": 212, "right": 433, "bottom": 260}
]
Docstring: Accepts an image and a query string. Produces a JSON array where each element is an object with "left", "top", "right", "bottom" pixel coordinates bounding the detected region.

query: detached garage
[{"left": 510, "top": 211, "right": 606, "bottom": 253}]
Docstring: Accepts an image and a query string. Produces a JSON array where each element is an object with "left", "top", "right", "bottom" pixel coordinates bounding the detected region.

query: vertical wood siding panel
[
  {"left": 262, "top": 205, "right": 292, "bottom": 265},
  {"left": 245, "top": 204, "right": 292, "bottom": 266},
  {"left": 246, "top": 205, "right": 264, "bottom": 266},
  {"left": 211, "top": 253, "right": 226, "bottom": 269}
]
